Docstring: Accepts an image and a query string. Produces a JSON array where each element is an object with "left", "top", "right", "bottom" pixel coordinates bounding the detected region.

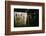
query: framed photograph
[{"left": 5, "top": 1, "right": 45, "bottom": 35}]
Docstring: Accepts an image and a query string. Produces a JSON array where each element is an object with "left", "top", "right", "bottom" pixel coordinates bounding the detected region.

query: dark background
[{"left": 14, "top": 8, "right": 39, "bottom": 27}]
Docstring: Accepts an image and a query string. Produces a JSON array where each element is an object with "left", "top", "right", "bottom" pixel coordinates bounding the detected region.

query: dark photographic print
[{"left": 14, "top": 8, "right": 39, "bottom": 27}]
